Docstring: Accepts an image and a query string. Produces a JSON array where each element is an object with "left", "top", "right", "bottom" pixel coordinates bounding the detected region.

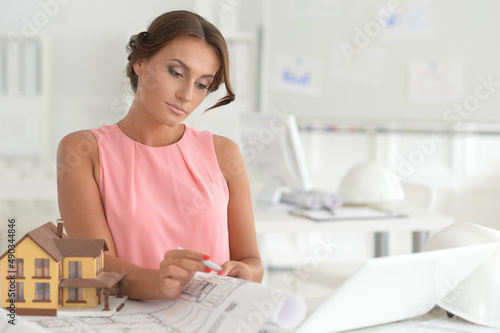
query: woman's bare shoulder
[
  {"left": 212, "top": 134, "right": 247, "bottom": 180},
  {"left": 59, "top": 130, "right": 97, "bottom": 148},
  {"left": 57, "top": 130, "right": 99, "bottom": 171},
  {"left": 212, "top": 134, "right": 240, "bottom": 154}
]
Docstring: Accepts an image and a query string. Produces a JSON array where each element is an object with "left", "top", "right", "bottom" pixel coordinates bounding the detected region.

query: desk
[
  {"left": 7, "top": 301, "right": 491, "bottom": 333},
  {"left": 254, "top": 202, "right": 455, "bottom": 257}
]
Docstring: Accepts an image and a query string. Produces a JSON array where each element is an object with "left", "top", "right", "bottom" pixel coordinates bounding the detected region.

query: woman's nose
[{"left": 175, "top": 81, "right": 194, "bottom": 102}]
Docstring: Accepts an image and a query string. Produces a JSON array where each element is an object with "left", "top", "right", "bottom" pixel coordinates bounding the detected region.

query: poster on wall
[
  {"left": 382, "top": 0, "right": 433, "bottom": 42},
  {"left": 409, "top": 62, "right": 464, "bottom": 102},
  {"left": 271, "top": 54, "right": 323, "bottom": 96}
]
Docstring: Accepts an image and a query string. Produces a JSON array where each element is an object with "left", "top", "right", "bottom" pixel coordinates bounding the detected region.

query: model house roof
[
  {"left": 54, "top": 239, "right": 108, "bottom": 257},
  {"left": 0, "top": 221, "right": 108, "bottom": 261},
  {"left": 59, "top": 272, "right": 124, "bottom": 289}
]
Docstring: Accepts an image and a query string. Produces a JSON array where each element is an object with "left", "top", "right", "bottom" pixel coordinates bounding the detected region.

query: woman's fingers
[
  {"left": 221, "top": 261, "right": 253, "bottom": 281},
  {"left": 160, "top": 248, "right": 216, "bottom": 283},
  {"left": 159, "top": 262, "right": 190, "bottom": 284},
  {"left": 158, "top": 248, "right": 224, "bottom": 299}
]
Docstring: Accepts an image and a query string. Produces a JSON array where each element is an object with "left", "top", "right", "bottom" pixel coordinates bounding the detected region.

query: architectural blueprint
[{"left": 16, "top": 272, "right": 306, "bottom": 333}]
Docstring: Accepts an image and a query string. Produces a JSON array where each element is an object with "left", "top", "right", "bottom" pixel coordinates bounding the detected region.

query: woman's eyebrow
[{"left": 170, "top": 58, "right": 215, "bottom": 78}]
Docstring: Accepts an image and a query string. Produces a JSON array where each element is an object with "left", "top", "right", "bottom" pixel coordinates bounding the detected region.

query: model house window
[
  {"left": 68, "top": 261, "right": 82, "bottom": 279},
  {"left": 34, "top": 259, "right": 50, "bottom": 277},
  {"left": 13, "top": 259, "right": 24, "bottom": 278},
  {"left": 34, "top": 283, "right": 50, "bottom": 301},
  {"left": 59, "top": 262, "right": 63, "bottom": 279},
  {"left": 68, "top": 287, "right": 83, "bottom": 301},
  {"left": 96, "top": 255, "right": 103, "bottom": 274},
  {"left": 9, "top": 282, "right": 24, "bottom": 301},
  {"left": 16, "top": 282, "right": 24, "bottom": 301}
]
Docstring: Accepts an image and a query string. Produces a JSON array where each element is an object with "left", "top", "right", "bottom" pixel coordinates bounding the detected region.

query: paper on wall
[
  {"left": 271, "top": 54, "right": 323, "bottom": 96},
  {"left": 382, "top": 0, "right": 433, "bottom": 42},
  {"left": 409, "top": 62, "right": 464, "bottom": 102}
]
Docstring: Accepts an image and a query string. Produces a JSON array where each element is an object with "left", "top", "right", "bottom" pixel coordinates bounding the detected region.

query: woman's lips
[{"left": 166, "top": 102, "right": 187, "bottom": 115}]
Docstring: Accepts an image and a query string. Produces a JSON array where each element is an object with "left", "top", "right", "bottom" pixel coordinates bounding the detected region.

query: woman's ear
[{"left": 133, "top": 58, "right": 145, "bottom": 76}]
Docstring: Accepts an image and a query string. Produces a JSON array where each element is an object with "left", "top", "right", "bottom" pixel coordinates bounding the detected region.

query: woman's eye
[
  {"left": 195, "top": 82, "right": 209, "bottom": 90},
  {"left": 168, "top": 68, "right": 183, "bottom": 78}
]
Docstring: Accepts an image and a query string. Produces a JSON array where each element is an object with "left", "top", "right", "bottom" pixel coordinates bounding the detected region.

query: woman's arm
[
  {"left": 57, "top": 131, "right": 209, "bottom": 299},
  {"left": 57, "top": 131, "right": 117, "bottom": 254},
  {"left": 213, "top": 135, "right": 264, "bottom": 283}
]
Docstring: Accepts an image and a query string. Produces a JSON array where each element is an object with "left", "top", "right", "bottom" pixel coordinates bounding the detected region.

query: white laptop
[{"left": 294, "top": 242, "right": 500, "bottom": 333}]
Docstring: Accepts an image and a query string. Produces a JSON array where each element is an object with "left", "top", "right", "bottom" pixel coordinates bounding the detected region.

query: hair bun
[
  {"left": 126, "top": 31, "right": 148, "bottom": 60},
  {"left": 127, "top": 35, "right": 137, "bottom": 50}
]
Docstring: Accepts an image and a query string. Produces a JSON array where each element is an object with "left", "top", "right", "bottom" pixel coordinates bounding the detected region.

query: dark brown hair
[{"left": 126, "top": 10, "right": 235, "bottom": 110}]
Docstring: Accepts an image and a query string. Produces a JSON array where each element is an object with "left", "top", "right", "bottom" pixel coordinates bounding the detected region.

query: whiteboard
[{"left": 261, "top": 0, "right": 500, "bottom": 123}]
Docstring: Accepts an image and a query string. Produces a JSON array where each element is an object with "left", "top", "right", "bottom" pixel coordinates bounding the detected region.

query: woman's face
[{"left": 133, "top": 37, "right": 219, "bottom": 127}]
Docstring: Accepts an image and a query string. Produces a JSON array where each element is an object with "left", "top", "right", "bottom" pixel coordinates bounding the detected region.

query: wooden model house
[{"left": 1, "top": 220, "right": 125, "bottom": 316}]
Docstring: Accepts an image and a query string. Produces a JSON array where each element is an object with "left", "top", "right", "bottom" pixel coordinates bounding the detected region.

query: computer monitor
[{"left": 240, "top": 112, "right": 312, "bottom": 204}]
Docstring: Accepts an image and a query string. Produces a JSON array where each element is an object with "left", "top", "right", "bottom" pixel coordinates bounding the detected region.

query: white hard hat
[
  {"left": 424, "top": 222, "right": 500, "bottom": 328},
  {"left": 337, "top": 162, "right": 405, "bottom": 205}
]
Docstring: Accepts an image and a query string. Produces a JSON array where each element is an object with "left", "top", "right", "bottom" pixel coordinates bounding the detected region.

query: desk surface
[
  {"left": 7, "top": 302, "right": 493, "bottom": 333},
  {"left": 254, "top": 202, "right": 454, "bottom": 234}
]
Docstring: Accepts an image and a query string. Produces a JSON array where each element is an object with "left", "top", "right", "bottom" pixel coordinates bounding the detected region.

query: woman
[{"left": 57, "top": 10, "right": 263, "bottom": 300}]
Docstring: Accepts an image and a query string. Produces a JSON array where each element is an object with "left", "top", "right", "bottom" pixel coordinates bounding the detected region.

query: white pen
[{"left": 177, "top": 246, "right": 223, "bottom": 271}]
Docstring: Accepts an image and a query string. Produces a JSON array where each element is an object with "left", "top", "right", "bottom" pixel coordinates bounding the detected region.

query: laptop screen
[{"left": 296, "top": 242, "right": 499, "bottom": 333}]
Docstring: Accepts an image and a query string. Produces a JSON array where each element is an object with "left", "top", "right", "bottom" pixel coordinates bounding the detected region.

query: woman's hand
[
  {"left": 220, "top": 261, "right": 254, "bottom": 281},
  {"left": 159, "top": 248, "right": 215, "bottom": 299}
]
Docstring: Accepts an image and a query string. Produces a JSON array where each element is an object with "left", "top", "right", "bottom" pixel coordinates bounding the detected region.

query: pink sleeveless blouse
[{"left": 90, "top": 124, "right": 230, "bottom": 269}]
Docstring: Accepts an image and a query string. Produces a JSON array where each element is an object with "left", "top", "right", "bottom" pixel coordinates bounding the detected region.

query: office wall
[{"left": 261, "top": 0, "right": 500, "bottom": 123}]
